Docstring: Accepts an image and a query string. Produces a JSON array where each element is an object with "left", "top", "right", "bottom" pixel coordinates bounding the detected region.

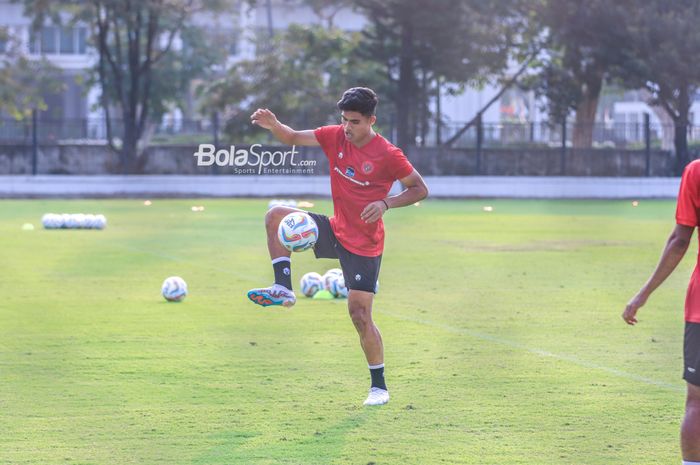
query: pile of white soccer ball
[
  {"left": 300, "top": 269, "right": 347, "bottom": 298},
  {"left": 42, "top": 213, "right": 107, "bottom": 230}
]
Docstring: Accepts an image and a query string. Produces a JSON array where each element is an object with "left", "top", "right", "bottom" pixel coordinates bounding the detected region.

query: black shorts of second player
[
  {"left": 684, "top": 322, "right": 700, "bottom": 386},
  {"left": 307, "top": 212, "right": 381, "bottom": 294}
]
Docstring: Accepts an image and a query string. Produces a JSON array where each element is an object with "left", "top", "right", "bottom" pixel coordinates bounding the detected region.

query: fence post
[
  {"left": 212, "top": 112, "right": 219, "bottom": 175},
  {"left": 476, "top": 112, "right": 483, "bottom": 175},
  {"left": 644, "top": 113, "right": 651, "bottom": 177},
  {"left": 31, "top": 109, "right": 38, "bottom": 176},
  {"left": 560, "top": 119, "right": 567, "bottom": 175}
]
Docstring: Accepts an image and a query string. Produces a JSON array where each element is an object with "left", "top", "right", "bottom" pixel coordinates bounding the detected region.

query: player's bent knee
[{"left": 265, "top": 206, "right": 288, "bottom": 230}]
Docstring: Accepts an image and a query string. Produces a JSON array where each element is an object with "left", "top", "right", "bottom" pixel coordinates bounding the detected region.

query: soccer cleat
[
  {"left": 363, "top": 387, "right": 390, "bottom": 406},
  {"left": 247, "top": 284, "right": 296, "bottom": 308}
]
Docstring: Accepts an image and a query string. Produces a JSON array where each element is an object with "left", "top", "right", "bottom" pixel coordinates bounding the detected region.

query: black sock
[
  {"left": 272, "top": 257, "right": 292, "bottom": 290},
  {"left": 369, "top": 364, "right": 387, "bottom": 390}
]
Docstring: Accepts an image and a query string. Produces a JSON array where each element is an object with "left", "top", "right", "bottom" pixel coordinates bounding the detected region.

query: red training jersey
[
  {"left": 314, "top": 125, "right": 414, "bottom": 257},
  {"left": 676, "top": 159, "right": 700, "bottom": 322}
]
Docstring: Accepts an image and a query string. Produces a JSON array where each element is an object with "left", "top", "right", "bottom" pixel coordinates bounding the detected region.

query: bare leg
[
  {"left": 264, "top": 206, "right": 304, "bottom": 259},
  {"left": 682, "top": 382, "right": 700, "bottom": 461},
  {"left": 347, "top": 290, "right": 383, "bottom": 366}
]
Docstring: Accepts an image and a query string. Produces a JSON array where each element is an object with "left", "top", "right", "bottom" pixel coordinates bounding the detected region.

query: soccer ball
[
  {"left": 277, "top": 212, "right": 318, "bottom": 252},
  {"left": 94, "top": 214, "right": 107, "bottom": 230},
  {"left": 332, "top": 275, "right": 348, "bottom": 298},
  {"left": 73, "top": 213, "right": 86, "bottom": 228},
  {"left": 42, "top": 213, "right": 61, "bottom": 229},
  {"left": 162, "top": 276, "right": 187, "bottom": 302},
  {"left": 300, "top": 271, "right": 324, "bottom": 297},
  {"left": 84, "top": 214, "right": 96, "bottom": 228},
  {"left": 322, "top": 268, "right": 343, "bottom": 292}
]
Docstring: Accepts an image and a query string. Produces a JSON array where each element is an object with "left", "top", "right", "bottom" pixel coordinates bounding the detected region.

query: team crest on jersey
[
  {"left": 362, "top": 161, "right": 374, "bottom": 174},
  {"left": 345, "top": 166, "right": 355, "bottom": 177}
]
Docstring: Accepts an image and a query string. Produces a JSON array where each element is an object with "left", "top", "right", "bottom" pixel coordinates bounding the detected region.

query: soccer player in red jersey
[
  {"left": 247, "top": 87, "right": 429, "bottom": 406},
  {"left": 624, "top": 160, "right": 700, "bottom": 464}
]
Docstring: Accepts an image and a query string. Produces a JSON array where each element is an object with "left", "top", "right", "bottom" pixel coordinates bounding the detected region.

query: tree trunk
[
  {"left": 396, "top": 19, "right": 414, "bottom": 148},
  {"left": 572, "top": 76, "right": 602, "bottom": 148},
  {"left": 121, "top": 119, "right": 139, "bottom": 174}
]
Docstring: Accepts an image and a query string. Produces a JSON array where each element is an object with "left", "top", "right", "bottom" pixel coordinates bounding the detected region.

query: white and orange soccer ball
[{"left": 277, "top": 212, "right": 319, "bottom": 252}]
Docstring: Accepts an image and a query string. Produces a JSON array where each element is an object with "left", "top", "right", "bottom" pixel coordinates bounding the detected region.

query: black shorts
[
  {"left": 308, "top": 212, "right": 381, "bottom": 293},
  {"left": 684, "top": 322, "right": 700, "bottom": 386}
]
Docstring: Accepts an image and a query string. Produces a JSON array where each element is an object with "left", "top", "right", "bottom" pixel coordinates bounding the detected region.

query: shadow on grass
[{"left": 192, "top": 408, "right": 381, "bottom": 465}]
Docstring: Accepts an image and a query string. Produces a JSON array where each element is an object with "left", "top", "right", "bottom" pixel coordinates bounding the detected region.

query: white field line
[{"left": 378, "top": 309, "right": 685, "bottom": 392}]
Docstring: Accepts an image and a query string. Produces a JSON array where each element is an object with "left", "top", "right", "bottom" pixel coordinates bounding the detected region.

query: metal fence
[
  {"left": 439, "top": 120, "right": 697, "bottom": 151},
  {"left": 3, "top": 115, "right": 698, "bottom": 152},
  {"left": 0, "top": 117, "right": 217, "bottom": 144}
]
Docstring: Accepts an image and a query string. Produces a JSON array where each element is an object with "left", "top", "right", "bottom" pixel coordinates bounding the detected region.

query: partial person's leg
[
  {"left": 682, "top": 382, "right": 700, "bottom": 463},
  {"left": 247, "top": 206, "right": 303, "bottom": 307},
  {"left": 348, "top": 289, "right": 389, "bottom": 406},
  {"left": 347, "top": 290, "right": 384, "bottom": 367}
]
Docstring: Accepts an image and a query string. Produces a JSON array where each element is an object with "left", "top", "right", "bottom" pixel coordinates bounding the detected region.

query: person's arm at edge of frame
[{"left": 622, "top": 224, "right": 695, "bottom": 325}]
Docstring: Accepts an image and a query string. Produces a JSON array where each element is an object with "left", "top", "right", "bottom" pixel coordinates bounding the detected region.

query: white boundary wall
[{"left": 0, "top": 175, "right": 681, "bottom": 199}]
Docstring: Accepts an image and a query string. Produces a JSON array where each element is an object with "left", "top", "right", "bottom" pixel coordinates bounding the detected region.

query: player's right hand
[{"left": 251, "top": 108, "right": 278, "bottom": 130}]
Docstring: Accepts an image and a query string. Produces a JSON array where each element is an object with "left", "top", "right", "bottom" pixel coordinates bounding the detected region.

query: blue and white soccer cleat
[
  {"left": 363, "top": 387, "right": 390, "bottom": 406},
  {"left": 247, "top": 284, "right": 296, "bottom": 308}
]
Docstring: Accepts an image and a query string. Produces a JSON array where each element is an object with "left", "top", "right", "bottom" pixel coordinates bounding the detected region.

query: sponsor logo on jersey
[{"left": 345, "top": 166, "right": 355, "bottom": 178}]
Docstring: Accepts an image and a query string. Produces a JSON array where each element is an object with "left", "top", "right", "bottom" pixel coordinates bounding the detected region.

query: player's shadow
[{"left": 192, "top": 407, "right": 381, "bottom": 464}]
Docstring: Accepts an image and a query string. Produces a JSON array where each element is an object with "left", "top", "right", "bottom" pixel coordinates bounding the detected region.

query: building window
[
  {"left": 30, "top": 26, "right": 88, "bottom": 55},
  {"left": 60, "top": 27, "right": 74, "bottom": 53},
  {"left": 77, "top": 28, "right": 86, "bottom": 54},
  {"left": 41, "top": 26, "right": 57, "bottom": 54}
]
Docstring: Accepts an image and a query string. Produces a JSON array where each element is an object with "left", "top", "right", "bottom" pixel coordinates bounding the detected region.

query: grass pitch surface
[{"left": 0, "top": 198, "right": 691, "bottom": 464}]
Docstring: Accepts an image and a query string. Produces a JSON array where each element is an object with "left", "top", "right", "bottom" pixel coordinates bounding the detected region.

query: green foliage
[
  {"left": 523, "top": 0, "right": 636, "bottom": 122},
  {"left": 0, "top": 26, "right": 64, "bottom": 119},
  {"left": 616, "top": 0, "right": 700, "bottom": 169},
  {"left": 18, "top": 0, "right": 232, "bottom": 172},
  {"left": 355, "top": 0, "right": 525, "bottom": 146},
  {"left": 200, "top": 24, "right": 387, "bottom": 143}
]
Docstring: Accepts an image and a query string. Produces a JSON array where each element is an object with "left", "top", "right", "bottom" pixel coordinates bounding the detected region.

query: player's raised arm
[{"left": 250, "top": 108, "right": 320, "bottom": 147}]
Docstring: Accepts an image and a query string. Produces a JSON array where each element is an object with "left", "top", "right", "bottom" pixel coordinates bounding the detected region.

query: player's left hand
[{"left": 361, "top": 200, "right": 388, "bottom": 223}]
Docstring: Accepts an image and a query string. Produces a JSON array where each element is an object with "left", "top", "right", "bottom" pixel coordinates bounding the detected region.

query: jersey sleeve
[
  {"left": 314, "top": 125, "right": 341, "bottom": 161},
  {"left": 387, "top": 147, "right": 415, "bottom": 180},
  {"left": 676, "top": 162, "right": 700, "bottom": 227}
]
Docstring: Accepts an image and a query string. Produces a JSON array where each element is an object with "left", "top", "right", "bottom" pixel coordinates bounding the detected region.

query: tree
[
  {"left": 0, "top": 26, "right": 63, "bottom": 120},
  {"left": 527, "top": 0, "right": 635, "bottom": 148},
  {"left": 20, "top": 0, "right": 229, "bottom": 173},
  {"left": 354, "top": 0, "right": 522, "bottom": 148},
  {"left": 621, "top": 0, "right": 700, "bottom": 172},
  {"left": 303, "top": 0, "right": 353, "bottom": 29},
  {"left": 200, "top": 24, "right": 387, "bottom": 143}
]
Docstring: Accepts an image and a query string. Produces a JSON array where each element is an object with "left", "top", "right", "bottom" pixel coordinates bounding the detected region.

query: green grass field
[{"left": 0, "top": 198, "right": 693, "bottom": 465}]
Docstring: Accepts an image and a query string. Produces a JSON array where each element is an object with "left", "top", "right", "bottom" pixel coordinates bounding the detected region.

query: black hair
[{"left": 337, "top": 87, "right": 378, "bottom": 117}]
